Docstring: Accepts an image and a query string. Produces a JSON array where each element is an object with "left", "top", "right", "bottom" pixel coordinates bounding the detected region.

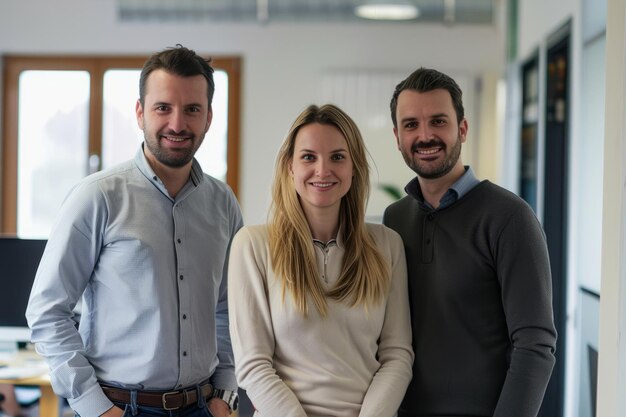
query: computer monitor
[{"left": 0, "top": 237, "right": 47, "bottom": 347}]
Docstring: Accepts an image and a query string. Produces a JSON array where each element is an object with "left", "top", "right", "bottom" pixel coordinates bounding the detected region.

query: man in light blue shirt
[{"left": 26, "top": 45, "right": 242, "bottom": 417}]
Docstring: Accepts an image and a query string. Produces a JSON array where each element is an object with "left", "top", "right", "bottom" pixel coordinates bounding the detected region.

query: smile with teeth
[
  {"left": 311, "top": 182, "right": 335, "bottom": 188},
  {"left": 416, "top": 147, "right": 441, "bottom": 155},
  {"left": 163, "top": 136, "right": 189, "bottom": 142}
]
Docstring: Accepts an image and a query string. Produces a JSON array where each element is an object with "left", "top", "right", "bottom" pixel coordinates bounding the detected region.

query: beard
[
  {"left": 402, "top": 135, "right": 462, "bottom": 179},
  {"left": 143, "top": 130, "right": 202, "bottom": 168}
]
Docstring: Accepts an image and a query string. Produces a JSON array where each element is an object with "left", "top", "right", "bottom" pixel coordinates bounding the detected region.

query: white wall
[
  {"left": 518, "top": 0, "right": 578, "bottom": 60},
  {"left": 597, "top": 0, "right": 626, "bottom": 414},
  {"left": 0, "top": 0, "right": 505, "bottom": 225}
]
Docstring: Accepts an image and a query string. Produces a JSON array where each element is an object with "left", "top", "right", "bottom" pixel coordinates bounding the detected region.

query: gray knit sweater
[{"left": 383, "top": 180, "right": 557, "bottom": 417}]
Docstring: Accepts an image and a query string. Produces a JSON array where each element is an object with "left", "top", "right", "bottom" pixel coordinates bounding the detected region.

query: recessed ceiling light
[{"left": 355, "top": 3, "right": 419, "bottom": 20}]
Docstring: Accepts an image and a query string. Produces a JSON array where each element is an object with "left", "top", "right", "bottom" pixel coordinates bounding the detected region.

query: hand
[
  {"left": 208, "top": 397, "right": 232, "bottom": 417},
  {"left": 99, "top": 405, "right": 125, "bottom": 417}
]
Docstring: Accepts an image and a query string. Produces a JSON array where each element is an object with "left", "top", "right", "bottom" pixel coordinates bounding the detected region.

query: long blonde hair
[{"left": 268, "top": 104, "right": 390, "bottom": 316}]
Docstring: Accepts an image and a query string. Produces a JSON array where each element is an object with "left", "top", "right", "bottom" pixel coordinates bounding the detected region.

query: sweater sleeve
[
  {"left": 494, "top": 205, "right": 557, "bottom": 417},
  {"left": 359, "top": 228, "right": 414, "bottom": 417},
  {"left": 228, "top": 227, "right": 307, "bottom": 417}
]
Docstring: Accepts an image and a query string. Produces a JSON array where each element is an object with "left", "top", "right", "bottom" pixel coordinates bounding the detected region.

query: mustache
[
  {"left": 411, "top": 139, "right": 445, "bottom": 152},
  {"left": 160, "top": 129, "right": 194, "bottom": 137}
]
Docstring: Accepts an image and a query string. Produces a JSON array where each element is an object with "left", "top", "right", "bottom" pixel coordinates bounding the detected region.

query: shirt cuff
[
  {"left": 67, "top": 384, "right": 114, "bottom": 417},
  {"left": 210, "top": 369, "right": 238, "bottom": 392}
]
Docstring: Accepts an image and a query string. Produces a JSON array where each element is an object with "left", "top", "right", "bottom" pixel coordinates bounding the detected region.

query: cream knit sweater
[{"left": 228, "top": 223, "right": 413, "bottom": 417}]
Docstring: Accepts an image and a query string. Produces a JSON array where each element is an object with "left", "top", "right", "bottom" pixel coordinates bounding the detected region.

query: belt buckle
[{"left": 161, "top": 391, "right": 181, "bottom": 411}]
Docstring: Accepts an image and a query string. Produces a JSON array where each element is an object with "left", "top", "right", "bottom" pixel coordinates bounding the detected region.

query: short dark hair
[
  {"left": 139, "top": 44, "right": 215, "bottom": 107},
  {"left": 390, "top": 67, "right": 464, "bottom": 128}
]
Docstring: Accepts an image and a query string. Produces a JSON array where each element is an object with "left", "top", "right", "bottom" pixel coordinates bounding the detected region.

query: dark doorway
[{"left": 538, "top": 21, "right": 570, "bottom": 417}]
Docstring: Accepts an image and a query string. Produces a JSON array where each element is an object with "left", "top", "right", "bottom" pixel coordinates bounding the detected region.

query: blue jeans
[{"left": 95, "top": 403, "right": 214, "bottom": 417}]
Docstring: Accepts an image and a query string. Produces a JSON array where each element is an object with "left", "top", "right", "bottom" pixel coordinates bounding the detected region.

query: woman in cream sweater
[{"left": 228, "top": 104, "right": 413, "bottom": 417}]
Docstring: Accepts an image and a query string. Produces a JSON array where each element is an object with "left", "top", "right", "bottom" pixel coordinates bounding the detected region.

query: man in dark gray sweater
[{"left": 383, "top": 67, "right": 557, "bottom": 417}]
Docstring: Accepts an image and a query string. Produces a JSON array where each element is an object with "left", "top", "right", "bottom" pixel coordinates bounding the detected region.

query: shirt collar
[
  {"left": 311, "top": 222, "right": 345, "bottom": 249},
  {"left": 134, "top": 144, "right": 205, "bottom": 198},
  {"left": 134, "top": 145, "right": 158, "bottom": 182},
  {"left": 405, "top": 166, "right": 480, "bottom": 210}
]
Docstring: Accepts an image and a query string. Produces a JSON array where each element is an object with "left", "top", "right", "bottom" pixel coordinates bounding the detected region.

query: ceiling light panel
[{"left": 117, "top": 0, "right": 494, "bottom": 25}]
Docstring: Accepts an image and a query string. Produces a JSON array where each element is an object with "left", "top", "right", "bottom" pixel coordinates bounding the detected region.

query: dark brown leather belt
[{"left": 101, "top": 383, "right": 213, "bottom": 411}]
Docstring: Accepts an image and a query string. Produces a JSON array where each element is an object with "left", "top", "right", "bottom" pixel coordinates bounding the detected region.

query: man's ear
[
  {"left": 393, "top": 127, "right": 401, "bottom": 150},
  {"left": 136, "top": 99, "right": 145, "bottom": 130},
  {"left": 205, "top": 107, "right": 213, "bottom": 134},
  {"left": 459, "top": 118, "right": 469, "bottom": 143}
]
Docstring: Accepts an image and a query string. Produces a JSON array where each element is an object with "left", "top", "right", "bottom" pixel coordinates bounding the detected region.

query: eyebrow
[
  {"left": 298, "top": 148, "right": 348, "bottom": 153},
  {"left": 152, "top": 101, "right": 205, "bottom": 108},
  {"left": 399, "top": 113, "right": 450, "bottom": 123}
]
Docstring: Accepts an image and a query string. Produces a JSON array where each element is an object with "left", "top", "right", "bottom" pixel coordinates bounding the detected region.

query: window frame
[{"left": 1, "top": 55, "right": 241, "bottom": 234}]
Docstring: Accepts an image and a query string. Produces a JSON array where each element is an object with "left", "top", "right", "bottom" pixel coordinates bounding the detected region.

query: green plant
[{"left": 377, "top": 183, "right": 404, "bottom": 201}]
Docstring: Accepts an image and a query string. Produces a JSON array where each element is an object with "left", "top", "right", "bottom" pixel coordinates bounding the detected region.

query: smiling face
[
  {"left": 136, "top": 69, "right": 212, "bottom": 171},
  {"left": 290, "top": 123, "right": 354, "bottom": 219},
  {"left": 393, "top": 88, "right": 467, "bottom": 181}
]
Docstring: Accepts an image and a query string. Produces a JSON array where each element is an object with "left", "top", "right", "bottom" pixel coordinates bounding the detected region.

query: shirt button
[
  {"left": 179, "top": 275, "right": 184, "bottom": 280},
  {"left": 177, "top": 238, "right": 182, "bottom": 243},
  {"left": 182, "top": 314, "right": 187, "bottom": 319},
  {"left": 183, "top": 351, "right": 187, "bottom": 356}
]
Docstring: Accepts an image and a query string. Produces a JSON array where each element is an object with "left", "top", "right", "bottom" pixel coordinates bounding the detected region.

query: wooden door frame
[{"left": 1, "top": 55, "right": 241, "bottom": 233}]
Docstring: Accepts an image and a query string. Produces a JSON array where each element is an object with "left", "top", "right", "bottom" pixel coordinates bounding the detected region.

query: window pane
[
  {"left": 195, "top": 70, "right": 228, "bottom": 181},
  {"left": 101, "top": 69, "right": 143, "bottom": 168},
  {"left": 101, "top": 69, "right": 228, "bottom": 182},
  {"left": 17, "top": 71, "right": 90, "bottom": 238}
]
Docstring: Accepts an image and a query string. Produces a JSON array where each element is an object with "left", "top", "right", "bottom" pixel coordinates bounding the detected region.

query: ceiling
[{"left": 118, "top": 0, "right": 496, "bottom": 25}]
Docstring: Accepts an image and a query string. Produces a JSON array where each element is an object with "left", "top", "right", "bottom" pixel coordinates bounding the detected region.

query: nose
[
  {"left": 168, "top": 109, "right": 186, "bottom": 133},
  {"left": 418, "top": 123, "right": 434, "bottom": 140},
  {"left": 315, "top": 160, "right": 331, "bottom": 177}
]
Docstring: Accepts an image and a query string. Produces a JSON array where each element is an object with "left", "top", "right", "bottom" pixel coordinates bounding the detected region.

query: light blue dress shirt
[
  {"left": 26, "top": 146, "right": 243, "bottom": 417},
  {"left": 405, "top": 166, "right": 481, "bottom": 210}
]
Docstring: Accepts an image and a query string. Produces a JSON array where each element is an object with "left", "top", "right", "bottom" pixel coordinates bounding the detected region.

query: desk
[{"left": 0, "top": 350, "right": 59, "bottom": 417}]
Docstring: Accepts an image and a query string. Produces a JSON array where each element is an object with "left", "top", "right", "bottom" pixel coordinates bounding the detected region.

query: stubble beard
[
  {"left": 144, "top": 131, "right": 200, "bottom": 168},
  {"left": 404, "top": 135, "right": 462, "bottom": 180}
]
